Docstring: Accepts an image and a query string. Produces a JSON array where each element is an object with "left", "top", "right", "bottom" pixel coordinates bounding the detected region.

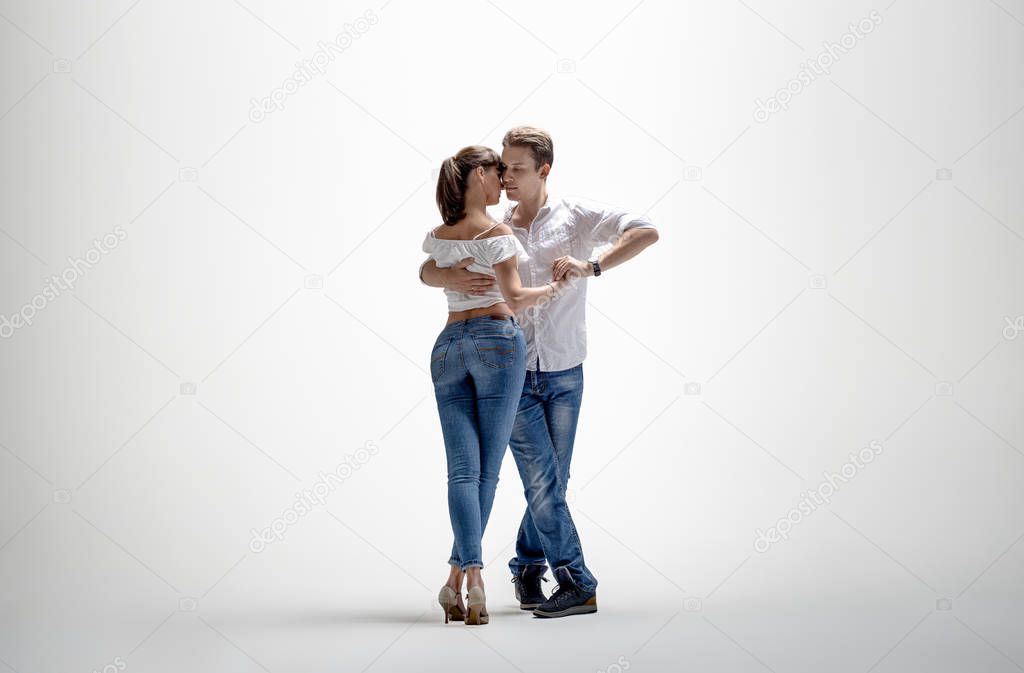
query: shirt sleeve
[
  {"left": 419, "top": 232, "right": 433, "bottom": 285},
  {"left": 486, "top": 236, "right": 519, "bottom": 266},
  {"left": 569, "top": 198, "right": 657, "bottom": 251}
]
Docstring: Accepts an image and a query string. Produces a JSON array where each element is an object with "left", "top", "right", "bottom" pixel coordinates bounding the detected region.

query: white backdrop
[{"left": 2, "top": 1, "right": 1023, "bottom": 672}]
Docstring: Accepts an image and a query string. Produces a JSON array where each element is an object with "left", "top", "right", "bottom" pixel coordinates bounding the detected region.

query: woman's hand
[{"left": 551, "top": 255, "right": 592, "bottom": 281}]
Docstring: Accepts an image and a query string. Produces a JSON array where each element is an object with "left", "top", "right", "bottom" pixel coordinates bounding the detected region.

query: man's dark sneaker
[
  {"left": 532, "top": 567, "right": 597, "bottom": 618},
  {"left": 511, "top": 565, "right": 549, "bottom": 610}
]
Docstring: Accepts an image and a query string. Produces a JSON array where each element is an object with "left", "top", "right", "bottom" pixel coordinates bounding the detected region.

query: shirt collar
[
  {"left": 537, "top": 192, "right": 553, "bottom": 216},
  {"left": 505, "top": 194, "right": 555, "bottom": 227}
]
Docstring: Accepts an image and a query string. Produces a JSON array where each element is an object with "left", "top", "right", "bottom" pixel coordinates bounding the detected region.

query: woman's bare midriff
[{"left": 446, "top": 303, "right": 514, "bottom": 325}]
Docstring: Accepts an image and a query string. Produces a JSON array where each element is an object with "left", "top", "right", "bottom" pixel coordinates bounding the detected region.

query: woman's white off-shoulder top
[{"left": 422, "top": 226, "right": 526, "bottom": 312}]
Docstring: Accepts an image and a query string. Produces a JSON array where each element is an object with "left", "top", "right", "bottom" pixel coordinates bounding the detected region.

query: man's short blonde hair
[{"left": 502, "top": 126, "right": 554, "bottom": 169}]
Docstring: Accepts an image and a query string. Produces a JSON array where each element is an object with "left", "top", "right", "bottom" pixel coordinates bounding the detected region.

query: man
[{"left": 419, "top": 126, "right": 659, "bottom": 617}]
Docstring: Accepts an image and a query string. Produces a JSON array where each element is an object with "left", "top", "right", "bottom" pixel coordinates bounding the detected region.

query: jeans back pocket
[{"left": 471, "top": 323, "right": 517, "bottom": 369}]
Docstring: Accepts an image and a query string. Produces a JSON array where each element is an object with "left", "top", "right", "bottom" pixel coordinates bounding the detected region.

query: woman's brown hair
[{"left": 435, "top": 146, "right": 501, "bottom": 225}]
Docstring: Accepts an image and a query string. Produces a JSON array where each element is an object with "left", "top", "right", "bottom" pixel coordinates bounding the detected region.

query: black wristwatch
[{"left": 590, "top": 259, "right": 602, "bottom": 277}]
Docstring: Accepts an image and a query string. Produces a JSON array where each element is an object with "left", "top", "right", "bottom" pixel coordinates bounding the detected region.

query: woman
[{"left": 424, "top": 146, "right": 569, "bottom": 625}]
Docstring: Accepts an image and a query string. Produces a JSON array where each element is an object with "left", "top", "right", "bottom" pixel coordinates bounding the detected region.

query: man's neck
[{"left": 513, "top": 186, "right": 549, "bottom": 229}]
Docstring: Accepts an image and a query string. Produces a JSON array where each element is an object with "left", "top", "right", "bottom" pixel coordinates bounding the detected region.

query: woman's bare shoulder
[
  {"left": 479, "top": 223, "right": 514, "bottom": 239},
  {"left": 430, "top": 223, "right": 459, "bottom": 240}
]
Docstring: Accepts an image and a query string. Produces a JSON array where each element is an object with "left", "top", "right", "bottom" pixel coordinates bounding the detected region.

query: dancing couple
[{"left": 419, "top": 126, "right": 659, "bottom": 624}]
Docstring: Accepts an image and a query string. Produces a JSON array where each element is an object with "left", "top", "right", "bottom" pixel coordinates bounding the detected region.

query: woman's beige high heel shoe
[
  {"left": 465, "top": 586, "right": 489, "bottom": 625},
  {"left": 438, "top": 586, "right": 465, "bottom": 624}
]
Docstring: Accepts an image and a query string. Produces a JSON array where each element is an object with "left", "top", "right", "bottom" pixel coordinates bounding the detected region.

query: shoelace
[
  {"left": 510, "top": 576, "right": 549, "bottom": 584},
  {"left": 551, "top": 578, "right": 586, "bottom": 603}
]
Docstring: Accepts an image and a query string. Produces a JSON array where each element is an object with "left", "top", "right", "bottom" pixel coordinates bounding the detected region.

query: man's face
[{"left": 500, "top": 144, "right": 547, "bottom": 202}]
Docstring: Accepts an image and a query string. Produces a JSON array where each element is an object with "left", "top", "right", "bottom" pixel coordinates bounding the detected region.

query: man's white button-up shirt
[{"left": 503, "top": 195, "right": 657, "bottom": 372}]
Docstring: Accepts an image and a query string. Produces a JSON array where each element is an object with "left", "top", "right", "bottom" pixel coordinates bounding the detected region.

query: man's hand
[
  {"left": 447, "top": 257, "right": 496, "bottom": 295},
  {"left": 552, "top": 255, "right": 592, "bottom": 281}
]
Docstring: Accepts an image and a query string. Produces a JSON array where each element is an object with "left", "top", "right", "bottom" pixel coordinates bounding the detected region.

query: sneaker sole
[
  {"left": 519, "top": 603, "right": 542, "bottom": 610},
  {"left": 532, "top": 603, "right": 598, "bottom": 618}
]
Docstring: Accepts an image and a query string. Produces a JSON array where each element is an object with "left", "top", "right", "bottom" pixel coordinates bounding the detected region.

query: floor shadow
[{"left": 197, "top": 601, "right": 544, "bottom": 627}]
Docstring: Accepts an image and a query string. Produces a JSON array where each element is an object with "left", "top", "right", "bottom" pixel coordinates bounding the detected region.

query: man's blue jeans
[
  {"left": 431, "top": 316, "right": 527, "bottom": 570},
  {"left": 507, "top": 364, "right": 598, "bottom": 592}
]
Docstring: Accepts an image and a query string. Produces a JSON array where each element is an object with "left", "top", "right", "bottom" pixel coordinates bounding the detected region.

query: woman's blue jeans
[{"left": 430, "top": 315, "right": 527, "bottom": 570}]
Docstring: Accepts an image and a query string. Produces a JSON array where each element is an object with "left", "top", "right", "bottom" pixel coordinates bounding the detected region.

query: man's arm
[
  {"left": 595, "top": 226, "right": 659, "bottom": 271},
  {"left": 419, "top": 258, "right": 445, "bottom": 288},
  {"left": 551, "top": 202, "right": 659, "bottom": 280},
  {"left": 551, "top": 227, "right": 658, "bottom": 280},
  {"left": 419, "top": 257, "right": 496, "bottom": 295}
]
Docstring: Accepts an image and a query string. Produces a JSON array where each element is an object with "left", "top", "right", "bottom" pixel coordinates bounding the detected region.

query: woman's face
[{"left": 477, "top": 164, "right": 504, "bottom": 206}]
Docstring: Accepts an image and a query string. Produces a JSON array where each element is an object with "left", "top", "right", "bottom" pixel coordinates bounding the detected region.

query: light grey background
[{"left": 1, "top": 1, "right": 1023, "bottom": 672}]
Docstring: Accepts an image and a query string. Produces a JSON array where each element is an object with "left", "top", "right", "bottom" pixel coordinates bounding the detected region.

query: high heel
[
  {"left": 438, "top": 585, "right": 465, "bottom": 624},
  {"left": 465, "top": 586, "right": 489, "bottom": 625}
]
